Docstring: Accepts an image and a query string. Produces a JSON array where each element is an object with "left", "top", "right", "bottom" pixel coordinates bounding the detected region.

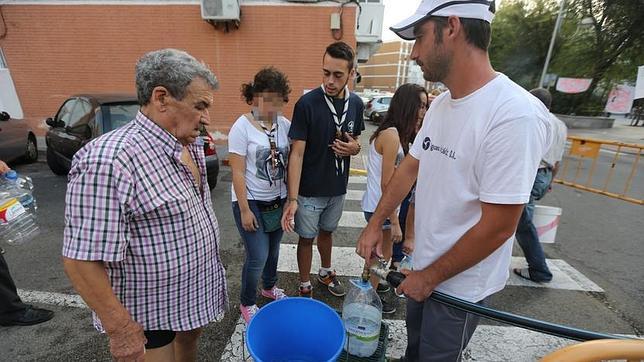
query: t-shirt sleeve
[
  {"left": 355, "top": 99, "right": 365, "bottom": 136},
  {"left": 62, "top": 157, "right": 133, "bottom": 262},
  {"left": 289, "top": 100, "right": 309, "bottom": 141},
  {"left": 228, "top": 119, "right": 248, "bottom": 156},
  {"left": 476, "top": 116, "right": 546, "bottom": 204}
]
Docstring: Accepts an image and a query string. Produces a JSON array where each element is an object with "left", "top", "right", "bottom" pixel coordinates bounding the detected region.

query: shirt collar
[{"left": 134, "top": 111, "right": 183, "bottom": 160}]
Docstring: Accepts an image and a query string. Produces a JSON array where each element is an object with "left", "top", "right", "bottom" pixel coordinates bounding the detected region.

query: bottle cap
[{"left": 4, "top": 170, "right": 17, "bottom": 181}]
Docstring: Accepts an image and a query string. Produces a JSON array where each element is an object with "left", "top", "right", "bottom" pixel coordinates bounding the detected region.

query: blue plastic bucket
[{"left": 246, "top": 298, "right": 345, "bottom": 362}]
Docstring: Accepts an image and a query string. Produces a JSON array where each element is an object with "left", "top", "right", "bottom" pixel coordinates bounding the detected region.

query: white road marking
[
  {"left": 345, "top": 189, "right": 365, "bottom": 201},
  {"left": 277, "top": 245, "right": 604, "bottom": 292},
  {"left": 338, "top": 211, "right": 367, "bottom": 228},
  {"left": 17, "top": 289, "right": 87, "bottom": 309},
  {"left": 348, "top": 175, "right": 367, "bottom": 184}
]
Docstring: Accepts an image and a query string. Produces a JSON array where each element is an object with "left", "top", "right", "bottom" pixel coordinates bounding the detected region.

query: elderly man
[
  {"left": 62, "top": 49, "right": 228, "bottom": 362},
  {"left": 356, "top": 0, "right": 552, "bottom": 360}
]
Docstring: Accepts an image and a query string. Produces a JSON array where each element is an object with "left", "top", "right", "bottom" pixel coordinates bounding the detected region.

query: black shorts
[{"left": 144, "top": 330, "right": 176, "bottom": 349}]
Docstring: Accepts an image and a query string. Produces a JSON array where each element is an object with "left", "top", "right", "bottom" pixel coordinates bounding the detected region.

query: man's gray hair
[
  {"left": 135, "top": 48, "right": 219, "bottom": 105},
  {"left": 529, "top": 87, "right": 553, "bottom": 110}
]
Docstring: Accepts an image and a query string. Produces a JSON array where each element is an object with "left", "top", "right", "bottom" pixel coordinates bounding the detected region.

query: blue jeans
[
  {"left": 232, "top": 200, "right": 284, "bottom": 306},
  {"left": 392, "top": 191, "right": 413, "bottom": 263},
  {"left": 515, "top": 168, "right": 553, "bottom": 282}
]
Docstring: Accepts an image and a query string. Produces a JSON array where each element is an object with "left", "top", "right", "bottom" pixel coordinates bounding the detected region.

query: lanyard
[{"left": 321, "top": 84, "right": 350, "bottom": 175}]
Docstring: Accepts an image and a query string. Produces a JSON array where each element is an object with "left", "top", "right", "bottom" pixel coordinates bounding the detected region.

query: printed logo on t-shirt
[
  {"left": 255, "top": 145, "right": 288, "bottom": 184},
  {"left": 422, "top": 137, "right": 457, "bottom": 160},
  {"left": 347, "top": 120, "right": 355, "bottom": 134}
]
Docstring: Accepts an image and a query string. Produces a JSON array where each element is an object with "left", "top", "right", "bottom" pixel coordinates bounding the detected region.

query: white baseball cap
[{"left": 390, "top": 0, "right": 496, "bottom": 40}]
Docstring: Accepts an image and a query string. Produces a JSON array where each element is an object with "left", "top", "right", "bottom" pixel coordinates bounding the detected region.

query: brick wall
[{"left": 0, "top": 4, "right": 357, "bottom": 136}]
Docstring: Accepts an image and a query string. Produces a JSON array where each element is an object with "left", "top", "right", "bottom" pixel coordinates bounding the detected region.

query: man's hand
[
  {"left": 108, "top": 318, "right": 147, "bottom": 362},
  {"left": 0, "top": 160, "right": 10, "bottom": 174},
  {"left": 356, "top": 222, "right": 383, "bottom": 260},
  {"left": 281, "top": 200, "right": 298, "bottom": 233},
  {"left": 396, "top": 269, "right": 436, "bottom": 302},
  {"left": 402, "top": 238, "right": 415, "bottom": 255},
  {"left": 331, "top": 133, "right": 360, "bottom": 157},
  {"left": 391, "top": 223, "right": 403, "bottom": 244}
]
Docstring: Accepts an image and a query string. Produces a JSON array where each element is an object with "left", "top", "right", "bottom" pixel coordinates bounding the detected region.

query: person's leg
[
  {"left": 0, "top": 253, "right": 28, "bottom": 320},
  {"left": 144, "top": 330, "right": 176, "bottom": 362},
  {"left": 294, "top": 196, "right": 323, "bottom": 292},
  {"left": 403, "top": 298, "right": 424, "bottom": 361},
  {"left": 261, "top": 226, "right": 284, "bottom": 291},
  {"left": 392, "top": 194, "right": 411, "bottom": 266},
  {"left": 515, "top": 170, "right": 553, "bottom": 282},
  {"left": 317, "top": 194, "right": 345, "bottom": 269},
  {"left": 415, "top": 298, "right": 485, "bottom": 362},
  {"left": 317, "top": 195, "right": 347, "bottom": 296},
  {"left": 232, "top": 201, "right": 270, "bottom": 307},
  {"left": 173, "top": 328, "right": 201, "bottom": 362}
]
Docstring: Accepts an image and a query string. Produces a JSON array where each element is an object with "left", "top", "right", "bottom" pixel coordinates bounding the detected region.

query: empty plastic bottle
[
  {"left": 0, "top": 171, "right": 39, "bottom": 245},
  {"left": 342, "top": 277, "right": 382, "bottom": 357}
]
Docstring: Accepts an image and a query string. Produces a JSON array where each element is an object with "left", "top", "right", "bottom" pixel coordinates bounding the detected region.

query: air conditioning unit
[
  {"left": 356, "top": 3, "right": 384, "bottom": 43},
  {"left": 201, "top": 0, "right": 240, "bottom": 21}
]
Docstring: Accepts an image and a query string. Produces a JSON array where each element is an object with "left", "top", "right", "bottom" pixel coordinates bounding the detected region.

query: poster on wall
[
  {"left": 635, "top": 66, "right": 644, "bottom": 100},
  {"left": 556, "top": 77, "right": 593, "bottom": 94},
  {"left": 605, "top": 85, "right": 635, "bottom": 114}
]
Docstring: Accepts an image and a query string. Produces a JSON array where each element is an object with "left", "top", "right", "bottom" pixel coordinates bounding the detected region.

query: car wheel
[
  {"left": 46, "top": 147, "right": 69, "bottom": 176},
  {"left": 207, "top": 177, "right": 217, "bottom": 190},
  {"left": 371, "top": 112, "right": 381, "bottom": 123},
  {"left": 23, "top": 135, "right": 38, "bottom": 163}
]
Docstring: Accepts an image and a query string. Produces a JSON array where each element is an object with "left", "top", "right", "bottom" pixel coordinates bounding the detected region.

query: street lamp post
[{"left": 539, "top": 0, "right": 567, "bottom": 88}]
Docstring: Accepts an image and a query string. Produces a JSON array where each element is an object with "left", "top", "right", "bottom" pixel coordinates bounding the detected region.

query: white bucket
[{"left": 533, "top": 205, "right": 562, "bottom": 243}]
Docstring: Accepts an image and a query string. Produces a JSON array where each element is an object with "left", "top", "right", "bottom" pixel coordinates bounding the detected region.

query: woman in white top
[
  {"left": 228, "top": 67, "right": 291, "bottom": 324},
  {"left": 361, "top": 83, "right": 428, "bottom": 312}
]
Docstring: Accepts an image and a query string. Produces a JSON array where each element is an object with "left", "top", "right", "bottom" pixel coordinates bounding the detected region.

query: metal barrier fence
[{"left": 555, "top": 136, "right": 643, "bottom": 205}]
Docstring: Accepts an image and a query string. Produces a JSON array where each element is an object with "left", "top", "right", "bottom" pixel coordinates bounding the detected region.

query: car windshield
[
  {"left": 101, "top": 103, "right": 140, "bottom": 131},
  {"left": 381, "top": 97, "right": 392, "bottom": 105}
]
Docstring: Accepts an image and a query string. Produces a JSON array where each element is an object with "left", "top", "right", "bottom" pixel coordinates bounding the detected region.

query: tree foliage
[{"left": 490, "top": 0, "right": 644, "bottom": 115}]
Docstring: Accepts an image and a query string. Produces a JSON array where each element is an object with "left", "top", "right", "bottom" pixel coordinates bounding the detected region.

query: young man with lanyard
[
  {"left": 281, "top": 41, "right": 364, "bottom": 298},
  {"left": 356, "top": 1, "right": 553, "bottom": 360}
]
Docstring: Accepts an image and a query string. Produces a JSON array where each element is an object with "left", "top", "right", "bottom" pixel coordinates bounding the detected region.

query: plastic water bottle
[
  {"left": 399, "top": 253, "right": 413, "bottom": 271},
  {"left": 342, "top": 278, "right": 382, "bottom": 357},
  {"left": 0, "top": 171, "right": 39, "bottom": 245}
]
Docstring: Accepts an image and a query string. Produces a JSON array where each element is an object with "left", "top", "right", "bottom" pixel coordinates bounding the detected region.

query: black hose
[{"left": 382, "top": 270, "right": 632, "bottom": 342}]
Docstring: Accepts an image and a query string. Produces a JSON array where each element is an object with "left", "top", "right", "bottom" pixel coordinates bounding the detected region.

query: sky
[{"left": 381, "top": 0, "right": 422, "bottom": 41}]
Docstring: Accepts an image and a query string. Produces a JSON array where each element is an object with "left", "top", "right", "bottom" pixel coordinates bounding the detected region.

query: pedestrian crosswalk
[{"left": 220, "top": 176, "right": 618, "bottom": 361}]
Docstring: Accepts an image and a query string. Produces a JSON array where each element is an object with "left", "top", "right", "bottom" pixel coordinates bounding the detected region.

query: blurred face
[
  {"left": 253, "top": 92, "right": 285, "bottom": 121},
  {"left": 167, "top": 78, "right": 213, "bottom": 145},
  {"left": 322, "top": 53, "right": 353, "bottom": 97},
  {"left": 417, "top": 92, "right": 429, "bottom": 132},
  {"left": 410, "top": 20, "right": 452, "bottom": 82}
]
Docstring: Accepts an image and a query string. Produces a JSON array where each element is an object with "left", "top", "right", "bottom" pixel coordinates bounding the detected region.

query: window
[
  {"left": 56, "top": 99, "right": 77, "bottom": 126},
  {"left": 67, "top": 99, "right": 93, "bottom": 133}
]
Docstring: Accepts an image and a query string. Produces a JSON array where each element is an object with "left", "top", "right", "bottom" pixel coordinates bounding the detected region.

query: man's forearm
[
  {"left": 371, "top": 155, "right": 418, "bottom": 225},
  {"left": 62, "top": 258, "right": 131, "bottom": 332}
]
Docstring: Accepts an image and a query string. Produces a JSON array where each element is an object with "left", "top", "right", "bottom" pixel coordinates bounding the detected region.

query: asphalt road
[{"left": 0, "top": 122, "right": 642, "bottom": 360}]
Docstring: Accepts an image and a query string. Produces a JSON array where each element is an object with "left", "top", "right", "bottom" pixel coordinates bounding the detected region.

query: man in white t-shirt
[
  {"left": 356, "top": 1, "right": 553, "bottom": 360},
  {"left": 513, "top": 88, "right": 568, "bottom": 283}
]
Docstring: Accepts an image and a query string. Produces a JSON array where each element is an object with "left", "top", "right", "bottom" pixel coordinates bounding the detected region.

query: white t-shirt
[
  {"left": 362, "top": 128, "right": 404, "bottom": 213},
  {"left": 409, "top": 74, "right": 552, "bottom": 302},
  {"left": 228, "top": 114, "right": 290, "bottom": 202},
  {"left": 541, "top": 113, "right": 568, "bottom": 168}
]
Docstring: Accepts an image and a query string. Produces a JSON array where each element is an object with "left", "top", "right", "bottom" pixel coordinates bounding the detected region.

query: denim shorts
[
  {"left": 295, "top": 195, "right": 345, "bottom": 238},
  {"left": 363, "top": 211, "right": 392, "bottom": 230}
]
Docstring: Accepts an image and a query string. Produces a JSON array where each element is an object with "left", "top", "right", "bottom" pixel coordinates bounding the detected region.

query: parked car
[
  {"left": 0, "top": 111, "right": 38, "bottom": 164},
  {"left": 45, "top": 94, "right": 219, "bottom": 189},
  {"left": 363, "top": 95, "right": 392, "bottom": 123}
]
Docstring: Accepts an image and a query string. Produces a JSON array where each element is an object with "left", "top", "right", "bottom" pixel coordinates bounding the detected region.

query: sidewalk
[{"left": 565, "top": 115, "right": 644, "bottom": 145}]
